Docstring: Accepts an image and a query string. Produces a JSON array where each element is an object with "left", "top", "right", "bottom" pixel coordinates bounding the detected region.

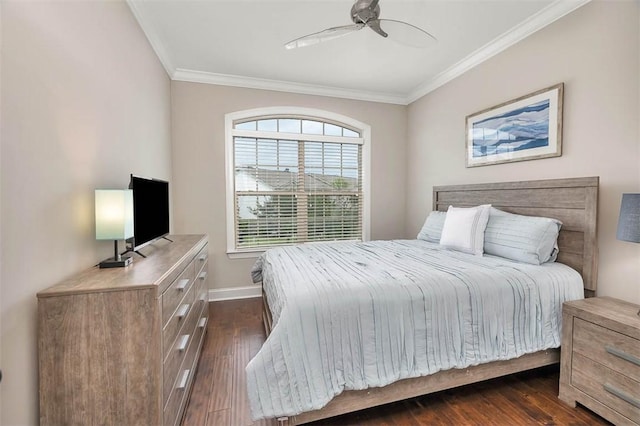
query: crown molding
[
  {"left": 172, "top": 69, "right": 408, "bottom": 105},
  {"left": 405, "top": 0, "right": 591, "bottom": 104},
  {"left": 126, "top": 0, "right": 175, "bottom": 78},
  {"left": 129, "top": 0, "right": 589, "bottom": 106}
]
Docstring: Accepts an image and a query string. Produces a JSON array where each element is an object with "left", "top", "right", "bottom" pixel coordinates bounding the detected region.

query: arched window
[{"left": 225, "top": 107, "right": 371, "bottom": 255}]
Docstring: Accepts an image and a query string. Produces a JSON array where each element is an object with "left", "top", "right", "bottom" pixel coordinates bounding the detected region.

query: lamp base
[{"left": 99, "top": 256, "right": 132, "bottom": 269}]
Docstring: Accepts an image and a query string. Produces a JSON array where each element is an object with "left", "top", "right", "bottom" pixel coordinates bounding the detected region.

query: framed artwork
[{"left": 465, "top": 83, "right": 563, "bottom": 168}]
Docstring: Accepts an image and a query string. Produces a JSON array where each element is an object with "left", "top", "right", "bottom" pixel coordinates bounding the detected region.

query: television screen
[{"left": 129, "top": 175, "right": 169, "bottom": 250}]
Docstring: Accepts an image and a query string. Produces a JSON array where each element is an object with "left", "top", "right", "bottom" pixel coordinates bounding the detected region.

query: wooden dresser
[
  {"left": 559, "top": 297, "right": 640, "bottom": 425},
  {"left": 38, "top": 234, "right": 209, "bottom": 426}
]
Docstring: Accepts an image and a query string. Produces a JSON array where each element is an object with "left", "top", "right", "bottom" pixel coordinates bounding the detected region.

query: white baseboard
[{"left": 208, "top": 285, "right": 261, "bottom": 302}]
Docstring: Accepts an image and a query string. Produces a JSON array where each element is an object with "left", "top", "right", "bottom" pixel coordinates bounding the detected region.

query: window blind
[{"left": 232, "top": 118, "right": 363, "bottom": 250}]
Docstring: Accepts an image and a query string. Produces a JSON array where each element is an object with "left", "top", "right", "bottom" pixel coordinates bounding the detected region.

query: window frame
[{"left": 225, "top": 107, "right": 371, "bottom": 258}]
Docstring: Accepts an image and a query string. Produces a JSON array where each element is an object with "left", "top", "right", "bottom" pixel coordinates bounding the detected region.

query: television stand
[
  {"left": 121, "top": 246, "right": 147, "bottom": 258},
  {"left": 122, "top": 236, "right": 173, "bottom": 259}
]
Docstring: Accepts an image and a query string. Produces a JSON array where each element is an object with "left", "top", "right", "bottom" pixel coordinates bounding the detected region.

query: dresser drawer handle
[
  {"left": 198, "top": 272, "right": 207, "bottom": 281},
  {"left": 604, "top": 383, "right": 640, "bottom": 409},
  {"left": 176, "top": 303, "right": 190, "bottom": 319},
  {"left": 198, "top": 254, "right": 206, "bottom": 262},
  {"left": 605, "top": 345, "right": 640, "bottom": 367},
  {"left": 177, "top": 369, "right": 190, "bottom": 390},
  {"left": 200, "top": 291, "right": 207, "bottom": 302},
  {"left": 176, "top": 278, "right": 190, "bottom": 291},
  {"left": 177, "top": 334, "right": 190, "bottom": 351},
  {"left": 198, "top": 317, "right": 207, "bottom": 329}
]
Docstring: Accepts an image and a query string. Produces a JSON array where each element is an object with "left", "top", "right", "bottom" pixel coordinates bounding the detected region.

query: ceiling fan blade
[
  {"left": 375, "top": 19, "right": 436, "bottom": 48},
  {"left": 285, "top": 24, "right": 364, "bottom": 50}
]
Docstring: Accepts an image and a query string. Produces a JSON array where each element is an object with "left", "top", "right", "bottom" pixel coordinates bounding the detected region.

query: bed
[{"left": 248, "top": 177, "right": 599, "bottom": 425}]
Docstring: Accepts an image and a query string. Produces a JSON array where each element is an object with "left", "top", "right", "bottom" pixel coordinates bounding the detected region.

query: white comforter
[{"left": 246, "top": 239, "right": 584, "bottom": 420}]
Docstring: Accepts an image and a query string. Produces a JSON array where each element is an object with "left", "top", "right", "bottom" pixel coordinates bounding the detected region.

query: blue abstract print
[{"left": 472, "top": 100, "right": 550, "bottom": 158}]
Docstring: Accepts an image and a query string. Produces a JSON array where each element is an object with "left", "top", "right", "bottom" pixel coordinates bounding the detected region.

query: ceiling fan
[{"left": 285, "top": 0, "right": 436, "bottom": 50}]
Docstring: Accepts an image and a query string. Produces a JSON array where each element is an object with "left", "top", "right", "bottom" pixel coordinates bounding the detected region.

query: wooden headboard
[{"left": 433, "top": 177, "right": 599, "bottom": 297}]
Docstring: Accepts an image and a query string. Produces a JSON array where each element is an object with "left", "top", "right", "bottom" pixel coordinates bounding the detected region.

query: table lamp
[
  {"left": 616, "top": 193, "right": 640, "bottom": 315},
  {"left": 95, "top": 189, "right": 134, "bottom": 268}
]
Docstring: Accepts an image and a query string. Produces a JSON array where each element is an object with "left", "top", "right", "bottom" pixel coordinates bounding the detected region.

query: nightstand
[{"left": 559, "top": 297, "right": 640, "bottom": 425}]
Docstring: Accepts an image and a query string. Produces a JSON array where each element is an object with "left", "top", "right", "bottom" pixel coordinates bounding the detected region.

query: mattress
[{"left": 247, "top": 239, "right": 584, "bottom": 420}]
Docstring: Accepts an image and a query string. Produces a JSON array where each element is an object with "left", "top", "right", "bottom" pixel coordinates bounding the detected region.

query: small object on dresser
[{"left": 559, "top": 297, "right": 640, "bottom": 425}]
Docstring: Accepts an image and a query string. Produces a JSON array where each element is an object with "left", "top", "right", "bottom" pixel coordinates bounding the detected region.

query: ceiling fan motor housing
[{"left": 351, "top": 0, "right": 381, "bottom": 24}]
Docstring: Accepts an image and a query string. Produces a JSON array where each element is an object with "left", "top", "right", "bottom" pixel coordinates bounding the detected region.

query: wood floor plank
[
  {"left": 181, "top": 343, "right": 214, "bottom": 426},
  {"left": 519, "top": 371, "right": 603, "bottom": 425},
  {"left": 230, "top": 329, "right": 255, "bottom": 426},
  {"left": 182, "top": 298, "right": 612, "bottom": 426},
  {"left": 207, "top": 355, "right": 232, "bottom": 413},
  {"left": 476, "top": 386, "right": 536, "bottom": 426},
  {"left": 206, "top": 409, "right": 230, "bottom": 426}
]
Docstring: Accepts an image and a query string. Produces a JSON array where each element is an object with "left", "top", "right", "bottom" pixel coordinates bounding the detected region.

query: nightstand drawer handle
[
  {"left": 176, "top": 278, "right": 190, "bottom": 291},
  {"left": 198, "top": 272, "right": 207, "bottom": 281},
  {"left": 605, "top": 345, "right": 640, "bottom": 367},
  {"left": 198, "top": 317, "right": 207, "bottom": 329},
  {"left": 603, "top": 383, "right": 640, "bottom": 409}
]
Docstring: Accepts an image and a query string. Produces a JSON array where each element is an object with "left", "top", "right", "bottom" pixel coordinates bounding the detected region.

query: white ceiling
[{"left": 127, "top": 0, "right": 589, "bottom": 105}]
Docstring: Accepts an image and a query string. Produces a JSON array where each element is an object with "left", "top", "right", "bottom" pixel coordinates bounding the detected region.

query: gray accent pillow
[
  {"left": 417, "top": 211, "right": 447, "bottom": 242},
  {"left": 484, "top": 208, "right": 562, "bottom": 265}
]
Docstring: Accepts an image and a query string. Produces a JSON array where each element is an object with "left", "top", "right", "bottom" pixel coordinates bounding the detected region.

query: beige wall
[
  {"left": 171, "top": 82, "right": 407, "bottom": 289},
  {"left": 1, "top": 1, "right": 637, "bottom": 423},
  {"left": 0, "top": 1, "right": 171, "bottom": 424},
  {"left": 406, "top": 1, "right": 640, "bottom": 304}
]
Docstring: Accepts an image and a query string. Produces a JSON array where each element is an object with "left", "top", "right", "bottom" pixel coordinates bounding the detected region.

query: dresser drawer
[
  {"left": 162, "top": 262, "right": 195, "bottom": 326},
  {"left": 195, "top": 246, "right": 208, "bottom": 277},
  {"left": 573, "top": 318, "right": 640, "bottom": 382},
  {"left": 183, "top": 302, "right": 206, "bottom": 384},
  {"left": 195, "top": 260, "right": 208, "bottom": 303},
  {"left": 572, "top": 353, "right": 640, "bottom": 423},
  {"left": 163, "top": 296, "right": 201, "bottom": 405},
  {"left": 198, "top": 298, "right": 209, "bottom": 332},
  {"left": 163, "top": 364, "right": 192, "bottom": 426},
  {"left": 162, "top": 284, "right": 196, "bottom": 359},
  {"left": 163, "top": 305, "right": 206, "bottom": 426}
]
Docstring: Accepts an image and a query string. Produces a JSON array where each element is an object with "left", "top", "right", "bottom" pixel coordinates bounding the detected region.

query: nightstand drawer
[
  {"left": 574, "top": 318, "right": 640, "bottom": 382},
  {"left": 572, "top": 353, "right": 640, "bottom": 423}
]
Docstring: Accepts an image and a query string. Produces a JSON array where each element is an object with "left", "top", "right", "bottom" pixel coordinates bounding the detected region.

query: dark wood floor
[{"left": 183, "top": 298, "right": 609, "bottom": 426}]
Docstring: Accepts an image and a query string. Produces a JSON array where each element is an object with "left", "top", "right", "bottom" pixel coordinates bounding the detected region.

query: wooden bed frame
[{"left": 261, "top": 176, "right": 599, "bottom": 425}]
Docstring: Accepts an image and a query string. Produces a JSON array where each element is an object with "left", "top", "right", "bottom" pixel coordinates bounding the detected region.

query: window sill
[{"left": 226, "top": 250, "right": 264, "bottom": 259}]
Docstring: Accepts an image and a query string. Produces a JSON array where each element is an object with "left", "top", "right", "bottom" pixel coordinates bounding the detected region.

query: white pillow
[{"left": 439, "top": 204, "right": 491, "bottom": 256}]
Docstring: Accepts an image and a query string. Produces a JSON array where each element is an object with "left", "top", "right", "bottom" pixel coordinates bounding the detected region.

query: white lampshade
[{"left": 95, "top": 189, "right": 134, "bottom": 240}]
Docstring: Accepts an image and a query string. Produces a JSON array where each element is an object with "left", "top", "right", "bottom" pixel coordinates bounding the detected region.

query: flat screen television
[{"left": 128, "top": 174, "right": 170, "bottom": 251}]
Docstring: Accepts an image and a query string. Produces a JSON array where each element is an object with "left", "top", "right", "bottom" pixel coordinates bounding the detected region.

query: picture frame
[{"left": 465, "top": 83, "right": 563, "bottom": 168}]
